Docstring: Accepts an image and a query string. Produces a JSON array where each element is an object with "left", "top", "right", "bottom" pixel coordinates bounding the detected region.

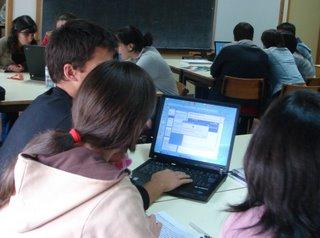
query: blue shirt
[{"left": 265, "top": 47, "right": 304, "bottom": 95}]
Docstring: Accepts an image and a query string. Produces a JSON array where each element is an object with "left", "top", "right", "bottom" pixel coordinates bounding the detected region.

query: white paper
[
  {"left": 181, "top": 59, "right": 212, "bottom": 65},
  {"left": 155, "top": 212, "right": 201, "bottom": 238}
]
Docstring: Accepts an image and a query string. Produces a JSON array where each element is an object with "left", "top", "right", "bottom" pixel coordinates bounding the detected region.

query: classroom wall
[
  {"left": 213, "top": 0, "right": 281, "bottom": 47},
  {"left": 13, "top": 0, "right": 36, "bottom": 20},
  {"left": 287, "top": 0, "right": 320, "bottom": 61}
]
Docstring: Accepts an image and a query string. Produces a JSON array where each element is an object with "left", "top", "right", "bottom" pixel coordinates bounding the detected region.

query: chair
[
  {"left": 221, "top": 76, "right": 265, "bottom": 134},
  {"left": 306, "top": 77, "right": 320, "bottom": 86},
  {"left": 176, "top": 81, "right": 189, "bottom": 96},
  {"left": 315, "top": 65, "right": 320, "bottom": 78},
  {"left": 281, "top": 84, "right": 320, "bottom": 96}
]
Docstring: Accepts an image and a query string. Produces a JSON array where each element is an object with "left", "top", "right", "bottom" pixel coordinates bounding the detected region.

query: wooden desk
[
  {"left": 0, "top": 73, "right": 48, "bottom": 112},
  {"left": 165, "top": 58, "right": 214, "bottom": 99}
]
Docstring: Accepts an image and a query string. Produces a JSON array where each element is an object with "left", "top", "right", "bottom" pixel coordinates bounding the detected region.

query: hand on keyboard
[
  {"left": 149, "top": 169, "right": 193, "bottom": 192},
  {"left": 143, "top": 169, "right": 193, "bottom": 204}
]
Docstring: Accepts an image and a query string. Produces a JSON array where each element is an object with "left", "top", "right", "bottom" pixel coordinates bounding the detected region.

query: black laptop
[
  {"left": 24, "top": 45, "right": 45, "bottom": 81},
  {"left": 132, "top": 95, "right": 239, "bottom": 202}
]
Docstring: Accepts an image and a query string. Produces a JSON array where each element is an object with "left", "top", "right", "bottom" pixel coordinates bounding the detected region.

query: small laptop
[
  {"left": 214, "top": 41, "right": 231, "bottom": 56},
  {"left": 132, "top": 95, "right": 239, "bottom": 202},
  {"left": 24, "top": 45, "right": 45, "bottom": 81}
]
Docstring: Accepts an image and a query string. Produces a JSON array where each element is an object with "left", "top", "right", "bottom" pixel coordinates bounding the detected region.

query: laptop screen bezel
[
  {"left": 149, "top": 95, "right": 239, "bottom": 173},
  {"left": 24, "top": 45, "right": 46, "bottom": 80}
]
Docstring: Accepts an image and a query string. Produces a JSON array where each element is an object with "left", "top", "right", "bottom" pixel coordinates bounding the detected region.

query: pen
[{"left": 189, "top": 222, "right": 212, "bottom": 238}]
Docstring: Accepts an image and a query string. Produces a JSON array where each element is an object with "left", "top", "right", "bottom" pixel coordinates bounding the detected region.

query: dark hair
[
  {"left": 261, "top": 29, "right": 284, "bottom": 48},
  {"left": 233, "top": 22, "right": 254, "bottom": 41},
  {"left": 56, "top": 12, "right": 77, "bottom": 23},
  {"left": 277, "top": 22, "right": 296, "bottom": 36},
  {"left": 0, "top": 61, "right": 156, "bottom": 208},
  {"left": 7, "top": 15, "right": 37, "bottom": 53},
  {"left": 45, "top": 19, "right": 118, "bottom": 83},
  {"left": 281, "top": 32, "right": 297, "bottom": 53},
  {"left": 230, "top": 91, "right": 320, "bottom": 237},
  {"left": 116, "top": 25, "right": 153, "bottom": 52}
]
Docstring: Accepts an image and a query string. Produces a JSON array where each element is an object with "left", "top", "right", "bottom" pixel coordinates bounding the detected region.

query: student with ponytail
[
  {"left": 0, "top": 61, "right": 166, "bottom": 237},
  {"left": 116, "top": 25, "right": 178, "bottom": 95}
]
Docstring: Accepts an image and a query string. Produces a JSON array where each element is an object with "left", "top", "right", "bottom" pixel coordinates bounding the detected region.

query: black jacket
[
  {"left": 0, "top": 87, "right": 72, "bottom": 173},
  {"left": 209, "top": 44, "right": 269, "bottom": 99}
]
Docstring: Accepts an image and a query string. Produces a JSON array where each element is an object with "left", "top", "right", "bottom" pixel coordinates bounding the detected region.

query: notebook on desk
[
  {"left": 24, "top": 45, "right": 45, "bottom": 81},
  {"left": 132, "top": 95, "right": 239, "bottom": 202}
]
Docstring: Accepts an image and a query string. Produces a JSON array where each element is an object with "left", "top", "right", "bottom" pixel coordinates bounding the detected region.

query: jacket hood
[{"left": 3, "top": 148, "right": 126, "bottom": 232}]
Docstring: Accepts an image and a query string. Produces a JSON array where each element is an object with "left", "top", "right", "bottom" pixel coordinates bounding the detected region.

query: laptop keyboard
[{"left": 132, "top": 161, "right": 220, "bottom": 189}]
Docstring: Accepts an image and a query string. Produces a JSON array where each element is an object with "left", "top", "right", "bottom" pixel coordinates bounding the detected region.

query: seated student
[
  {"left": 41, "top": 13, "right": 77, "bottom": 46},
  {"left": 277, "top": 22, "right": 316, "bottom": 76},
  {"left": 209, "top": 22, "right": 269, "bottom": 100},
  {"left": 281, "top": 32, "right": 316, "bottom": 79},
  {"left": 0, "top": 61, "right": 167, "bottom": 237},
  {"left": 0, "top": 19, "right": 189, "bottom": 209},
  {"left": 0, "top": 15, "right": 37, "bottom": 72},
  {"left": 261, "top": 29, "right": 304, "bottom": 97},
  {"left": 116, "top": 26, "right": 178, "bottom": 95},
  {"left": 0, "top": 15, "right": 38, "bottom": 142},
  {"left": 220, "top": 90, "right": 320, "bottom": 238}
]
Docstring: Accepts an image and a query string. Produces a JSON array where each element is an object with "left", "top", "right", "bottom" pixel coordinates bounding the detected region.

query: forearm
[{"left": 143, "top": 181, "right": 165, "bottom": 205}]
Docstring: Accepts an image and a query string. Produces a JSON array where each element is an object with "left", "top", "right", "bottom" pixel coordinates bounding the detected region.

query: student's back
[
  {"left": 210, "top": 44, "right": 269, "bottom": 97},
  {"left": 0, "top": 61, "right": 160, "bottom": 237},
  {"left": 265, "top": 47, "right": 304, "bottom": 95},
  {"left": 136, "top": 46, "right": 178, "bottom": 95},
  {"left": 0, "top": 87, "right": 72, "bottom": 174}
]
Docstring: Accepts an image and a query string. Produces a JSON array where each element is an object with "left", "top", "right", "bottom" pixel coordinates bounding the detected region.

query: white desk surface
[
  {"left": 128, "top": 134, "right": 251, "bottom": 201},
  {"left": 148, "top": 187, "right": 247, "bottom": 237},
  {"left": 129, "top": 134, "right": 251, "bottom": 237},
  {"left": 0, "top": 72, "right": 48, "bottom": 106},
  {"left": 165, "top": 58, "right": 212, "bottom": 79}
]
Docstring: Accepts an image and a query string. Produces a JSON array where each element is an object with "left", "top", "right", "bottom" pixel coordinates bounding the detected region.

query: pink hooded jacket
[{"left": 0, "top": 147, "right": 156, "bottom": 238}]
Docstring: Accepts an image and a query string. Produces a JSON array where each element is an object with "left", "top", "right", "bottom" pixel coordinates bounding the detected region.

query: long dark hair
[
  {"left": 7, "top": 15, "right": 37, "bottom": 53},
  {"left": 230, "top": 91, "right": 320, "bottom": 237},
  {"left": 116, "top": 25, "right": 153, "bottom": 52},
  {"left": 0, "top": 61, "right": 156, "bottom": 208}
]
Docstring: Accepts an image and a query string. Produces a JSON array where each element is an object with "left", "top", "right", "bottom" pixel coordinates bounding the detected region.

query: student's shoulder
[
  {"left": 25, "top": 87, "right": 72, "bottom": 116},
  {"left": 221, "top": 206, "right": 273, "bottom": 237},
  {"left": 139, "top": 47, "right": 163, "bottom": 62}
]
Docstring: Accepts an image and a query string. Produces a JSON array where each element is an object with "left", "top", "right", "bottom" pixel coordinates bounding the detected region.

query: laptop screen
[
  {"left": 214, "top": 41, "right": 230, "bottom": 55},
  {"left": 152, "top": 97, "right": 238, "bottom": 168}
]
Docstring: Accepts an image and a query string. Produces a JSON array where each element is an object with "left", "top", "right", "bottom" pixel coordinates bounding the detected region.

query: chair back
[
  {"left": 281, "top": 84, "right": 320, "bottom": 96},
  {"left": 221, "top": 76, "right": 264, "bottom": 100},
  {"left": 221, "top": 76, "right": 265, "bottom": 134},
  {"left": 315, "top": 65, "right": 320, "bottom": 78},
  {"left": 306, "top": 77, "right": 320, "bottom": 86}
]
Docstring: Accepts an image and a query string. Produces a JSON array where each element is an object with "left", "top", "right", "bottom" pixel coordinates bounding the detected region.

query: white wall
[
  {"left": 213, "top": 0, "right": 281, "bottom": 46},
  {"left": 13, "top": 0, "right": 36, "bottom": 20}
]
